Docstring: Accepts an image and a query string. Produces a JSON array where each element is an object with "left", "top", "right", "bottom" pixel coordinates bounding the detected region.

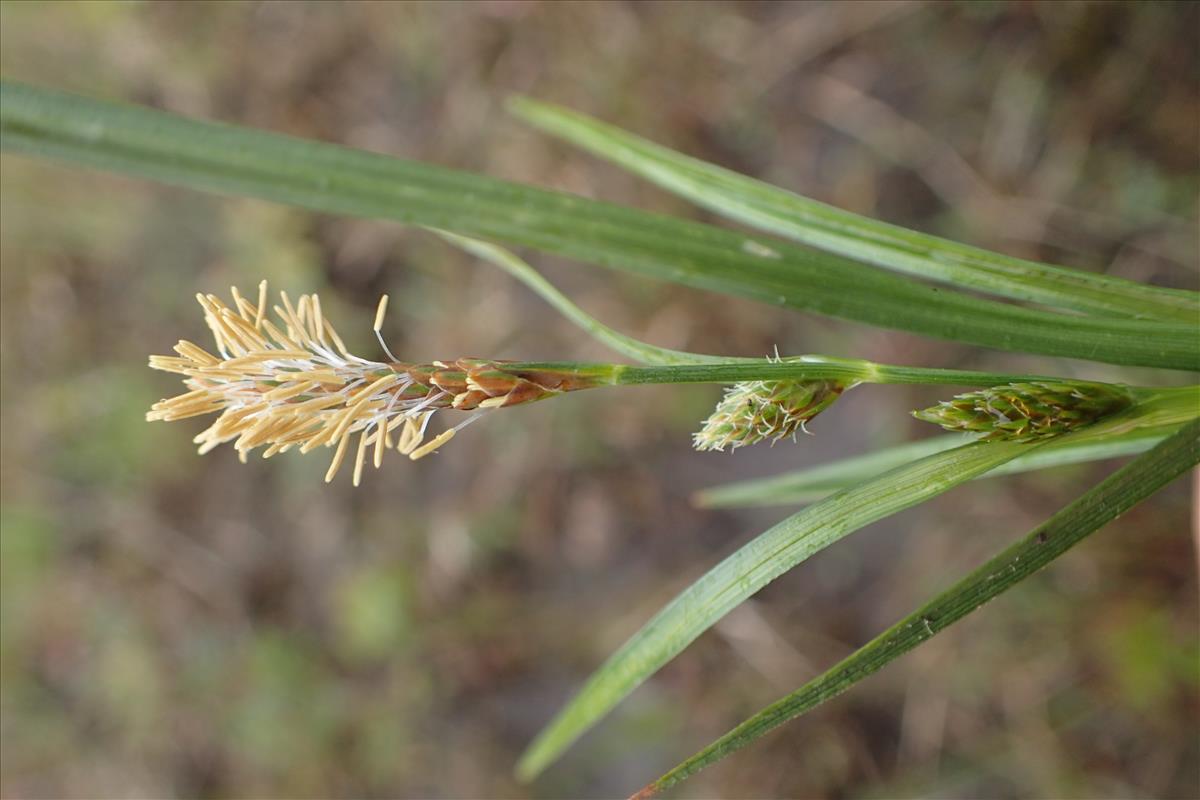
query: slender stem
[
  {"left": 507, "top": 357, "right": 1088, "bottom": 388},
  {"left": 616, "top": 360, "right": 1037, "bottom": 387}
]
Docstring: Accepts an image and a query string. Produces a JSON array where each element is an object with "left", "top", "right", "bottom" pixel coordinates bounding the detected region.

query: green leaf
[
  {"left": 639, "top": 419, "right": 1199, "bottom": 797},
  {"left": 697, "top": 429, "right": 1170, "bottom": 507},
  {"left": 443, "top": 235, "right": 1070, "bottom": 390},
  {"left": 2, "top": 81, "right": 1196, "bottom": 370},
  {"left": 515, "top": 438, "right": 1043, "bottom": 780},
  {"left": 509, "top": 97, "right": 1199, "bottom": 323},
  {"left": 431, "top": 231, "right": 725, "bottom": 367},
  {"left": 697, "top": 385, "right": 1199, "bottom": 507},
  {"left": 697, "top": 434, "right": 977, "bottom": 507}
]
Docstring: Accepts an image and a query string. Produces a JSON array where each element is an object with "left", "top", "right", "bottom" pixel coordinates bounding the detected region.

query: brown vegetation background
[{"left": 1, "top": 2, "right": 1197, "bottom": 798}]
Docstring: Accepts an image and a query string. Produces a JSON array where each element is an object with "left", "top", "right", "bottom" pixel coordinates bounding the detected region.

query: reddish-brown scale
[
  {"left": 799, "top": 384, "right": 844, "bottom": 417},
  {"left": 498, "top": 380, "right": 555, "bottom": 406},
  {"left": 451, "top": 389, "right": 489, "bottom": 409},
  {"left": 429, "top": 369, "right": 469, "bottom": 394},
  {"left": 508, "top": 369, "right": 604, "bottom": 393},
  {"left": 629, "top": 784, "right": 658, "bottom": 800},
  {"left": 466, "top": 367, "right": 520, "bottom": 396},
  {"left": 395, "top": 363, "right": 436, "bottom": 387}
]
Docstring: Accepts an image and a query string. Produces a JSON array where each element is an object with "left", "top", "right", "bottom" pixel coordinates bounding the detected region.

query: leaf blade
[
  {"left": 508, "top": 96, "right": 1199, "bottom": 322},
  {"left": 431, "top": 231, "right": 725, "bottom": 366},
  {"left": 2, "top": 80, "right": 1196, "bottom": 370},
  {"left": 515, "top": 438, "right": 1041, "bottom": 780},
  {"left": 640, "top": 419, "right": 1200, "bottom": 797},
  {"left": 696, "top": 429, "right": 1168, "bottom": 507},
  {"left": 697, "top": 385, "right": 1199, "bottom": 507}
]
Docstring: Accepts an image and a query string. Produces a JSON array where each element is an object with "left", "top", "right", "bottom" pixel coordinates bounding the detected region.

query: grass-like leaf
[
  {"left": 697, "top": 431, "right": 1166, "bottom": 507},
  {"left": 2, "top": 81, "right": 1197, "bottom": 370},
  {"left": 699, "top": 430, "right": 1173, "bottom": 507},
  {"left": 515, "top": 438, "right": 1043, "bottom": 780},
  {"left": 697, "top": 386, "right": 1198, "bottom": 507},
  {"left": 441, "top": 235, "right": 1073, "bottom": 389},
  {"left": 637, "top": 419, "right": 1199, "bottom": 797},
  {"left": 697, "top": 435, "right": 972, "bottom": 506},
  {"left": 431, "top": 231, "right": 726, "bottom": 366},
  {"left": 439, "top": 234, "right": 1058, "bottom": 381},
  {"left": 508, "top": 97, "right": 1199, "bottom": 323}
]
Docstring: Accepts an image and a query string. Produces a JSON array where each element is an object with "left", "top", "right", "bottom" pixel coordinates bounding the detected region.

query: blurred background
[{"left": 1, "top": 2, "right": 1197, "bottom": 797}]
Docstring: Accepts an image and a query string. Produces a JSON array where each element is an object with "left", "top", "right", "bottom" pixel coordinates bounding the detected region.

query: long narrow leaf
[
  {"left": 638, "top": 419, "right": 1199, "bottom": 797},
  {"left": 431, "top": 231, "right": 726, "bottom": 366},
  {"left": 696, "top": 435, "right": 975, "bottom": 507},
  {"left": 438, "top": 235, "right": 1065, "bottom": 390},
  {"left": 431, "top": 238, "right": 1184, "bottom": 512},
  {"left": 2, "top": 81, "right": 1196, "bottom": 370},
  {"left": 515, "top": 438, "right": 1043, "bottom": 780},
  {"left": 508, "top": 97, "right": 1199, "bottom": 323},
  {"left": 697, "top": 427, "right": 1171, "bottom": 508},
  {"left": 698, "top": 385, "right": 1200, "bottom": 506}
]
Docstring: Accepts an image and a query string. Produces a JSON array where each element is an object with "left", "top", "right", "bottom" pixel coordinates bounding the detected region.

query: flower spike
[
  {"left": 912, "top": 380, "right": 1135, "bottom": 441},
  {"left": 148, "top": 281, "right": 592, "bottom": 483},
  {"left": 693, "top": 378, "right": 845, "bottom": 452}
]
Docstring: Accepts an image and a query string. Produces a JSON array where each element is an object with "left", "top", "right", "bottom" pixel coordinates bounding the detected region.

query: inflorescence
[
  {"left": 692, "top": 378, "right": 845, "bottom": 452},
  {"left": 912, "top": 380, "right": 1134, "bottom": 441},
  {"left": 153, "top": 285, "right": 1125, "bottom": 483},
  {"left": 147, "top": 282, "right": 592, "bottom": 485}
]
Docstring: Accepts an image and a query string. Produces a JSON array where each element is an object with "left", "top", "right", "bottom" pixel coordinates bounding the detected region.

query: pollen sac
[
  {"left": 693, "top": 379, "right": 845, "bottom": 452},
  {"left": 912, "top": 380, "right": 1135, "bottom": 441}
]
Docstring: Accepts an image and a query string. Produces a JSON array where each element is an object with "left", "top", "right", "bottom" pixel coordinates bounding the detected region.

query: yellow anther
[
  {"left": 374, "top": 294, "right": 390, "bottom": 332},
  {"left": 352, "top": 428, "right": 369, "bottom": 487},
  {"left": 409, "top": 428, "right": 455, "bottom": 460},
  {"left": 324, "top": 431, "right": 352, "bottom": 483}
]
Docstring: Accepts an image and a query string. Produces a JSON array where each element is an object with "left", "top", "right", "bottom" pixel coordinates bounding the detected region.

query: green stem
[{"left": 507, "top": 358, "right": 1094, "bottom": 389}]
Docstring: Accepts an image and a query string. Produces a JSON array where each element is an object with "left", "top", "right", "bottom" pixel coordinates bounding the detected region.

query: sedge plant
[{"left": 2, "top": 81, "right": 1197, "bottom": 796}]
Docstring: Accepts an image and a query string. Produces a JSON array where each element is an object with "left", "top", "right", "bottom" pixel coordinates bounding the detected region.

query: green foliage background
[{"left": 1, "top": 2, "right": 1196, "bottom": 797}]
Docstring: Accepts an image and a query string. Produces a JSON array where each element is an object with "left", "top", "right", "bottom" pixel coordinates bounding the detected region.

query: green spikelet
[
  {"left": 693, "top": 379, "right": 844, "bottom": 452},
  {"left": 912, "top": 380, "right": 1135, "bottom": 441}
]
